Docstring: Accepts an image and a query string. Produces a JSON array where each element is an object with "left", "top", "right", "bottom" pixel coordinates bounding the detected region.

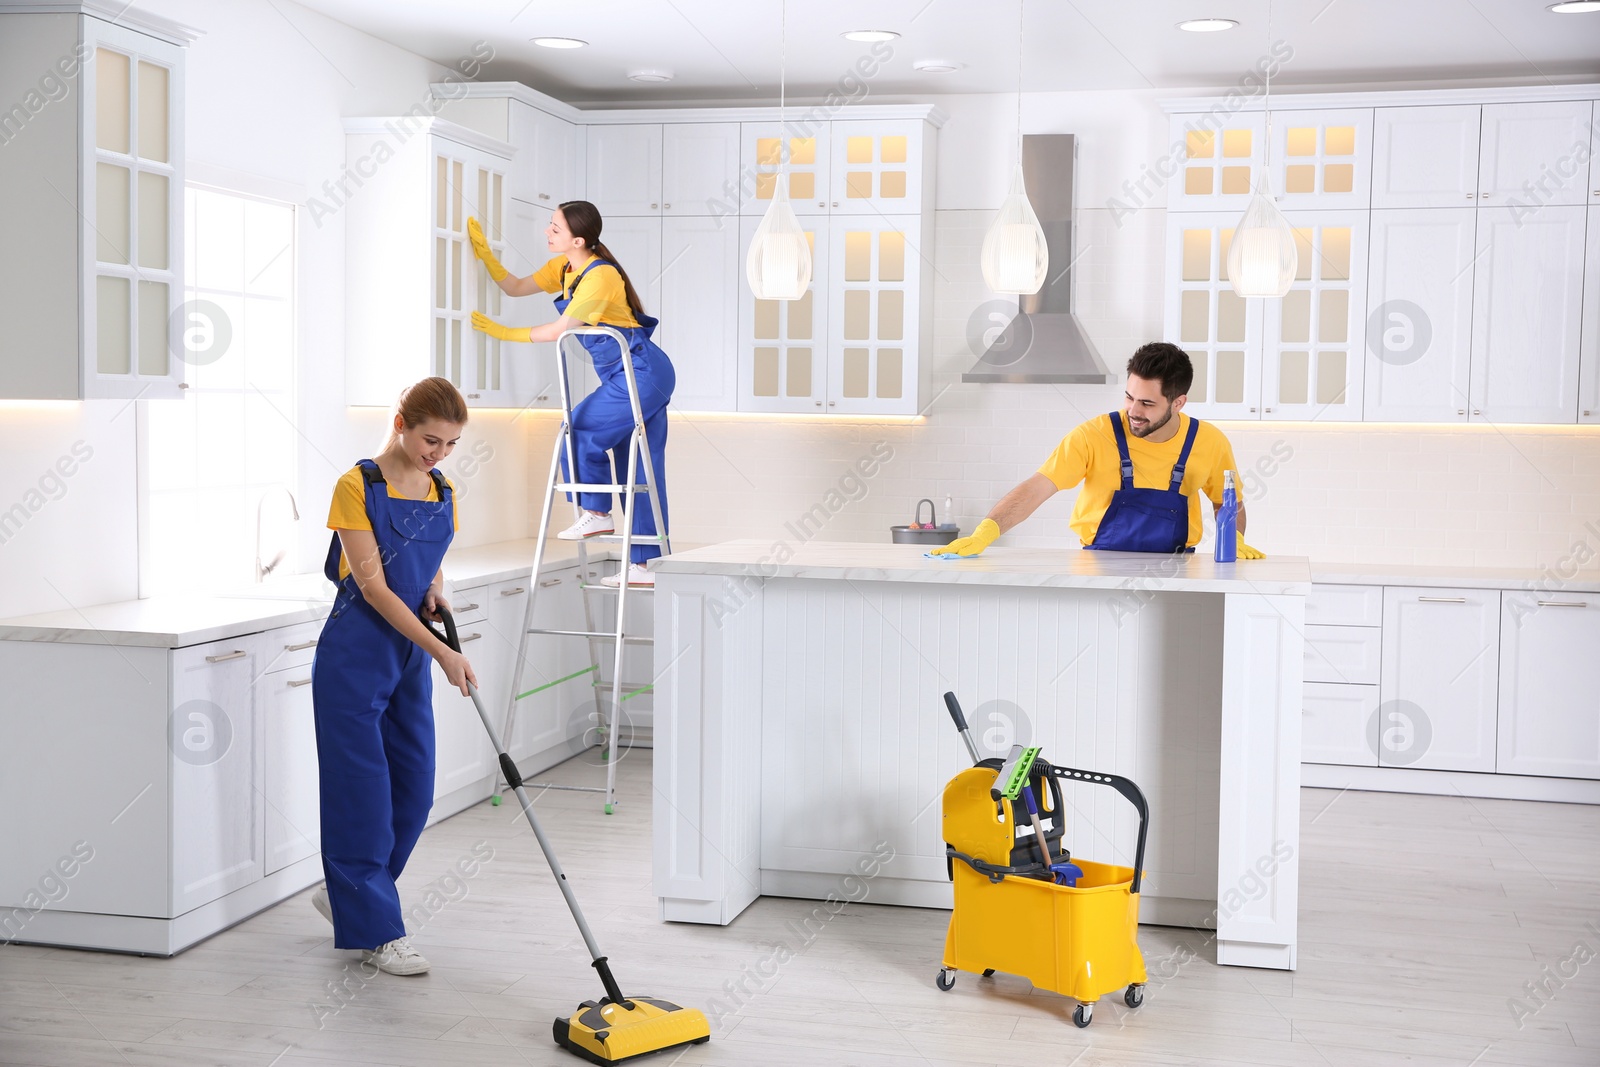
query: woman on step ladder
[{"left": 469, "top": 200, "right": 674, "bottom": 588}]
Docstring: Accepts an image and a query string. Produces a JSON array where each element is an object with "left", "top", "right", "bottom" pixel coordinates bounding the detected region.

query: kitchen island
[{"left": 652, "top": 540, "right": 1311, "bottom": 970}]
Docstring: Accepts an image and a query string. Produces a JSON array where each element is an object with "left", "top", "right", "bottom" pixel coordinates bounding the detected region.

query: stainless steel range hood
[{"left": 963, "top": 134, "right": 1115, "bottom": 385}]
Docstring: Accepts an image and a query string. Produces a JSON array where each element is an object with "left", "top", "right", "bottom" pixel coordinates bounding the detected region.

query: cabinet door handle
[
  {"left": 540, "top": 578, "right": 562, "bottom": 588},
  {"left": 1464, "top": 194, "right": 1474, "bottom": 199},
  {"left": 1536, "top": 600, "right": 1587, "bottom": 608},
  {"left": 287, "top": 677, "right": 313, "bottom": 688},
  {"left": 285, "top": 639, "right": 318, "bottom": 652},
  {"left": 456, "top": 603, "right": 480, "bottom": 612},
  {"left": 1472, "top": 408, "right": 1481, "bottom": 416},
  {"left": 818, "top": 201, "right": 826, "bottom": 208},
  {"left": 461, "top": 632, "right": 483, "bottom": 643},
  {"left": 1417, "top": 596, "right": 1467, "bottom": 604},
  {"left": 205, "top": 650, "right": 247, "bottom": 663},
  {"left": 1458, "top": 408, "right": 1466, "bottom": 415},
  {"left": 664, "top": 203, "right": 671, "bottom": 209},
  {"left": 501, "top": 586, "right": 527, "bottom": 595},
  {"left": 650, "top": 202, "right": 658, "bottom": 209},
  {"left": 1264, "top": 407, "right": 1273, "bottom": 413}
]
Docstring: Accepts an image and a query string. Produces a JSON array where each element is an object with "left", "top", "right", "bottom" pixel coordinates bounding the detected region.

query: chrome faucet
[{"left": 255, "top": 487, "right": 300, "bottom": 582}]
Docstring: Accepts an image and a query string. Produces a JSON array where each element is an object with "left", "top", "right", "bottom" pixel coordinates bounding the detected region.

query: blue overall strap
[
  {"left": 1107, "top": 413, "right": 1135, "bottom": 490},
  {"left": 562, "top": 257, "right": 609, "bottom": 300},
  {"left": 1168, "top": 415, "right": 1201, "bottom": 491},
  {"left": 322, "top": 460, "right": 387, "bottom": 583}
]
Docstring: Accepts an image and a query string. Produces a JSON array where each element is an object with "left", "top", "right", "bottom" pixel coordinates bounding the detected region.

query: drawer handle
[
  {"left": 1536, "top": 600, "right": 1587, "bottom": 608},
  {"left": 461, "top": 632, "right": 483, "bottom": 643},
  {"left": 285, "top": 639, "right": 318, "bottom": 652},
  {"left": 205, "top": 650, "right": 247, "bottom": 663},
  {"left": 540, "top": 578, "right": 562, "bottom": 588},
  {"left": 1417, "top": 596, "right": 1467, "bottom": 604},
  {"left": 456, "top": 603, "right": 480, "bottom": 612},
  {"left": 287, "top": 677, "right": 313, "bottom": 688},
  {"left": 501, "top": 586, "right": 527, "bottom": 595}
]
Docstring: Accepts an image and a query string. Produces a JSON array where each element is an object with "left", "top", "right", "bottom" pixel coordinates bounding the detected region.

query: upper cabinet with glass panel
[
  {"left": 0, "top": 6, "right": 195, "bottom": 400},
  {"left": 1166, "top": 113, "right": 1265, "bottom": 212},
  {"left": 741, "top": 117, "right": 932, "bottom": 217},
  {"left": 1268, "top": 109, "right": 1373, "bottom": 210}
]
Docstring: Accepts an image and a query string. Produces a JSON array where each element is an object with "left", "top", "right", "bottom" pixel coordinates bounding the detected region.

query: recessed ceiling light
[
  {"left": 913, "top": 59, "right": 962, "bottom": 73},
  {"left": 841, "top": 29, "right": 900, "bottom": 42},
  {"left": 1177, "top": 18, "right": 1239, "bottom": 31},
  {"left": 531, "top": 36, "right": 587, "bottom": 49},
  {"left": 1547, "top": 1, "right": 1600, "bottom": 11},
  {"left": 628, "top": 68, "right": 675, "bottom": 83}
]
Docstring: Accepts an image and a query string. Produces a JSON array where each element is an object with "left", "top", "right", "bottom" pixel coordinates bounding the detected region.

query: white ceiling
[{"left": 292, "top": 0, "right": 1600, "bottom": 105}]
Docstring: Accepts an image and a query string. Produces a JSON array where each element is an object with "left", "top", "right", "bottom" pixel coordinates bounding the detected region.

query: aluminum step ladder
[{"left": 497, "top": 326, "right": 669, "bottom": 814}]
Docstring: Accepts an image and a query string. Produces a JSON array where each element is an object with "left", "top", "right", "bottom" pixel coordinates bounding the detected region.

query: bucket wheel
[
  {"left": 935, "top": 968, "right": 956, "bottom": 991},
  {"left": 1124, "top": 983, "right": 1145, "bottom": 1008},
  {"left": 1072, "top": 1002, "right": 1093, "bottom": 1028}
]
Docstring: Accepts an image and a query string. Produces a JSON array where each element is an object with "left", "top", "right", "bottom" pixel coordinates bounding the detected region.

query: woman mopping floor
[
  {"left": 470, "top": 200, "right": 674, "bottom": 587},
  {"left": 309, "top": 376, "right": 477, "bottom": 975}
]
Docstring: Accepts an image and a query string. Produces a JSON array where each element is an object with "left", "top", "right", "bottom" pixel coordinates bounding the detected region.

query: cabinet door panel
[
  {"left": 1371, "top": 105, "right": 1481, "bottom": 208},
  {"left": 1262, "top": 210, "right": 1367, "bottom": 420},
  {"left": 661, "top": 215, "right": 739, "bottom": 411},
  {"left": 828, "top": 119, "right": 926, "bottom": 215},
  {"left": 432, "top": 628, "right": 494, "bottom": 809},
  {"left": 739, "top": 215, "right": 827, "bottom": 412},
  {"left": 1303, "top": 682, "right": 1379, "bottom": 767},
  {"left": 1363, "top": 208, "right": 1476, "bottom": 422},
  {"left": 509, "top": 566, "right": 591, "bottom": 761},
  {"left": 1478, "top": 101, "right": 1594, "bottom": 207},
  {"left": 1269, "top": 108, "right": 1373, "bottom": 210},
  {"left": 1580, "top": 205, "right": 1600, "bottom": 424},
  {"left": 504, "top": 200, "right": 598, "bottom": 408},
  {"left": 662, "top": 123, "right": 740, "bottom": 215},
  {"left": 1162, "top": 212, "right": 1263, "bottom": 419},
  {"left": 826, "top": 215, "right": 919, "bottom": 414},
  {"left": 1166, "top": 112, "right": 1265, "bottom": 212},
  {"left": 741, "top": 120, "right": 831, "bottom": 215},
  {"left": 263, "top": 667, "right": 320, "bottom": 875},
  {"left": 1469, "top": 206, "right": 1585, "bottom": 423},
  {"left": 1380, "top": 587, "right": 1500, "bottom": 772},
  {"left": 169, "top": 637, "right": 263, "bottom": 915},
  {"left": 1498, "top": 592, "right": 1600, "bottom": 779},
  {"left": 586, "top": 125, "right": 662, "bottom": 215},
  {"left": 595, "top": 215, "right": 663, "bottom": 330}
]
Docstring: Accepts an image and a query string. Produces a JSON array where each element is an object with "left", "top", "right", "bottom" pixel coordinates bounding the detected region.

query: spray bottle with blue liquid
[{"left": 1214, "top": 469, "right": 1238, "bottom": 563}]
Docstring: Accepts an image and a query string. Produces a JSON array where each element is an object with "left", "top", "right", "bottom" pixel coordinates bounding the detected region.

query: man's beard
[{"left": 1128, "top": 405, "right": 1174, "bottom": 438}]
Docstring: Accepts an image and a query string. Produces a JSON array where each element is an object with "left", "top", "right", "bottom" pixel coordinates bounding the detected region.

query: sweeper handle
[
  {"left": 421, "top": 605, "right": 633, "bottom": 1010},
  {"left": 1045, "top": 763, "right": 1152, "bottom": 895},
  {"left": 943, "top": 692, "right": 982, "bottom": 764}
]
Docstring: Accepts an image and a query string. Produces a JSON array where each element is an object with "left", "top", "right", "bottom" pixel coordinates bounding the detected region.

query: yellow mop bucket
[{"left": 934, "top": 696, "right": 1150, "bottom": 1028}]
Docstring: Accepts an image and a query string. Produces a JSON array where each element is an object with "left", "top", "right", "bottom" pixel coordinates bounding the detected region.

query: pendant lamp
[
  {"left": 981, "top": 0, "right": 1048, "bottom": 295},
  {"left": 746, "top": 0, "right": 812, "bottom": 301},
  {"left": 1225, "top": 0, "right": 1297, "bottom": 297}
]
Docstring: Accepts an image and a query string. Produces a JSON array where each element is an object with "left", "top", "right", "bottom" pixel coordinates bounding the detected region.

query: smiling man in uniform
[{"left": 939, "top": 342, "right": 1263, "bottom": 558}]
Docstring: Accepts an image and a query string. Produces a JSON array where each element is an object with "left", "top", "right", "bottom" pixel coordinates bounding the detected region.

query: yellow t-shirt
[
  {"left": 327, "top": 466, "right": 458, "bottom": 580},
  {"left": 532, "top": 255, "right": 641, "bottom": 328},
  {"left": 1037, "top": 412, "right": 1238, "bottom": 548}
]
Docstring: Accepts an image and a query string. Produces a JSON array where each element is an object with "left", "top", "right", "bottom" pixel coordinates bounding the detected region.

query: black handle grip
[
  {"left": 418, "top": 603, "right": 461, "bottom": 653},
  {"left": 1045, "top": 763, "right": 1151, "bottom": 895},
  {"left": 943, "top": 691, "right": 968, "bottom": 733}
]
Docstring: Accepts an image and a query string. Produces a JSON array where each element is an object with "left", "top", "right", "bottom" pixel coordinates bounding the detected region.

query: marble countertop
[
  {"left": 0, "top": 538, "right": 611, "bottom": 648},
  {"left": 653, "top": 539, "right": 1315, "bottom": 596}
]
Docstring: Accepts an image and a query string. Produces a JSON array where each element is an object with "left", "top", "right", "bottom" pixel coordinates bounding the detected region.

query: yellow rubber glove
[
  {"left": 471, "top": 311, "right": 530, "bottom": 343},
  {"left": 939, "top": 518, "right": 1000, "bottom": 557},
  {"left": 467, "top": 217, "right": 509, "bottom": 282},
  {"left": 1237, "top": 533, "right": 1265, "bottom": 560}
]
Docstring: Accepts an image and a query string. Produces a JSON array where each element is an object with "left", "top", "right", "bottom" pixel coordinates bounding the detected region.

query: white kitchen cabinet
[
  {"left": 169, "top": 636, "right": 264, "bottom": 915},
  {"left": 1497, "top": 593, "right": 1600, "bottom": 779},
  {"left": 1304, "top": 625, "right": 1381, "bottom": 685},
  {"left": 1363, "top": 207, "right": 1477, "bottom": 422},
  {"left": 586, "top": 124, "right": 663, "bottom": 215},
  {"left": 1370, "top": 105, "right": 1482, "bottom": 208},
  {"left": 662, "top": 123, "right": 741, "bottom": 215},
  {"left": 826, "top": 214, "right": 924, "bottom": 414},
  {"left": 505, "top": 564, "right": 592, "bottom": 767},
  {"left": 430, "top": 597, "right": 494, "bottom": 813},
  {"left": 510, "top": 100, "right": 579, "bottom": 207},
  {"left": 261, "top": 663, "right": 319, "bottom": 875},
  {"left": 1469, "top": 205, "right": 1586, "bottom": 423},
  {"left": 1166, "top": 112, "right": 1266, "bottom": 212},
  {"left": 344, "top": 118, "right": 517, "bottom": 408},
  {"left": 828, "top": 119, "right": 931, "bottom": 216},
  {"left": 1268, "top": 109, "right": 1373, "bottom": 210},
  {"left": 0, "top": 7, "right": 191, "bottom": 401},
  {"left": 1380, "top": 587, "right": 1500, "bottom": 773},
  {"left": 594, "top": 214, "right": 664, "bottom": 326},
  {"left": 1261, "top": 210, "right": 1368, "bottom": 420},
  {"left": 502, "top": 199, "right": 598, "bottom": 409},
  {"left": 1303, "top": 681, "right": 1379, "bottom": 767},
  {"left": 1580, "top": 205, "right": 1600, "bottom": 424},
  {"left": 660, "top": 215, "right": 740, "bottom": 411},
  {"left": 1478, "top": 100, "right": 1594, "bottom": 208},
  {"left": 1163, "top": 212, "right": 1265, "bottom": 419},
  {"left": 739, "top": 215, "right": 828, "bottom": 412},
  {"left": 741, "top": 120, "right": 833, "bottom": 215}
]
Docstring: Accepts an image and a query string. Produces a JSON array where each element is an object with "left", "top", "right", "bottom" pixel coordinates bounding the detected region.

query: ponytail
[
  {"left": 558, "top": 200, "right": 647, "bottom": 319},
  {"left": 381, "top": 376, "right": 469, "bottom": 452}
]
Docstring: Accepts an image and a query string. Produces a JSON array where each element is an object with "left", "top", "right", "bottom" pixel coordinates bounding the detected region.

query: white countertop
[
  {"left": 654, "top": 539, "right": 1314, "bottom": 596},
  {"left": 0, "top": 539, "right": 604, "bottom": 649},
  {"left": 1311, "top": 562, "right": 1600, "bottom": 593}
]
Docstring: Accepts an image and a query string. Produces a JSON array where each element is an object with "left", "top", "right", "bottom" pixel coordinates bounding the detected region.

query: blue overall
[
  {"left": 311, "top": 460, "right": 452, "bottom": 950},
  {"left": 558, "top": 259, "right": 675, "bottom": 564},
  {"left": 1086, "top": 412, "right": 1201, "bottom": 554}
]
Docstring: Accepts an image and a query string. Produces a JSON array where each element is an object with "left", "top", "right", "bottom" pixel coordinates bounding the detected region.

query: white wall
[
  {"left": 662, "top": 90, "right": 1600, "bottom": 571},
  {"left": 0, "top": 0, "right": 528, "bottom": 619}
]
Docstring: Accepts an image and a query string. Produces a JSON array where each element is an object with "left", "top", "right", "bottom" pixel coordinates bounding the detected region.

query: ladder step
[
  {"left": 514, "top": 664, "right": 597, "bottom": 701},
  {"left": 553, "top": 482, "right": 652, "bottom": 494},
  {"left": 584, "top": 533, "right": 669, "bottom": 544},
  {"left": 524, "top": 627, "right": 652, "bottom": 644},
  {"left": 580, "top": 581, "right": 655, "bottom": 594},
  {"left": 593, "top": 681, "right": 655, "bottom": 701}
]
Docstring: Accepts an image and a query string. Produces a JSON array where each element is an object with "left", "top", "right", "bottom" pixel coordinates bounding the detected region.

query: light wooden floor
[{"left": 3, "top": 757, "right": 1599, "bottom": 1067}]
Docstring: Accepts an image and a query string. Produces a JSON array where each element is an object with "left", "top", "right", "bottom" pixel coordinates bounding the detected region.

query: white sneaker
[
  {"left": 601, "top": 563, "right": 654, "bottom": 588},
  {"left": 362, "top": 936, "right": 430, "bottom": 976},
  {"left": 557, "top": 511, "right": 615, "bottom": 540},
  {"left": 311, "top": 886, "right": 333, "bottom": 926}
]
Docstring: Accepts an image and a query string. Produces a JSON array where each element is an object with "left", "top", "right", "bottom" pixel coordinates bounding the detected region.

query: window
[{"left": 143, "top": 186, "right": 296, "bottom": 596}]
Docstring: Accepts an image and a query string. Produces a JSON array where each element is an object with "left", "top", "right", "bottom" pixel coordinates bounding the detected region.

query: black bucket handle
[{"left": 1042, "top": 763, "right": 1150, "bottom": 895}]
